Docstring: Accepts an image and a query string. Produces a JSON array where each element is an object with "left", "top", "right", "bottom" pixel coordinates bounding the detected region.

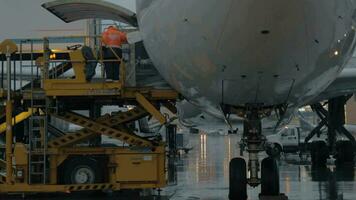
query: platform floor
[{"left": 4, "top": 134, "right": 356, "bottom": 200}]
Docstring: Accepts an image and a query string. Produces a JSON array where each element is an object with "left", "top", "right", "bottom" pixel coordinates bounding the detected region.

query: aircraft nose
[{"left": 216, "top": 1, "right": 308, "bottom": 76}]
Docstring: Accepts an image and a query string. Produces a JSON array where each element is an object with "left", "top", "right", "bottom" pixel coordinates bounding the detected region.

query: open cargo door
[{"left": 42, "top": 0, "right": 138, "bottom": 27}]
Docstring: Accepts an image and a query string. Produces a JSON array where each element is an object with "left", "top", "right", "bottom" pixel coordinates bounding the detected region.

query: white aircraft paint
[{"left": 137, "top": 0, "right": 356, "bottom": 114}]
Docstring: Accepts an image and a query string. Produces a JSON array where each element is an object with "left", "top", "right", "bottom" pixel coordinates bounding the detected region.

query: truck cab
[{"left": 266, "top": 126, "right": 302, "bottom": 156}]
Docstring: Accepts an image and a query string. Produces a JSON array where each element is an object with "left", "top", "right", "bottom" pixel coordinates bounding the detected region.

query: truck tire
[
  {"left": 335, "top": 164, "right": 354, "bottom": 181},
  {"left": 335, "top": 141, "right": 354, "bottom": 166},
  {"left": 61, "top": 157, "right": 104, "bottom": 184},
  {"left": 311, "top": 165, "right": 329, "bottom": 181},
  {"left": 310, "top": 141, "right": 329, "bottom": 168},
  {"left": 266, "top": 143, "right": 282, "bottom": 157}
]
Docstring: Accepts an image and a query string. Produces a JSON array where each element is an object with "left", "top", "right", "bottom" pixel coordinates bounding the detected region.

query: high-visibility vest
[{"left": 102, "top": 26, "right": 128, "bottom": 48}]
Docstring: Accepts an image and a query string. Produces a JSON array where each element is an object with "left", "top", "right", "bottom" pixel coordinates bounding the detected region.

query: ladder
[
  {"left": 17, "top": 39, "right": 48, "bottom": 184},
  {"left": 28, "top": 94, "right": 48, "bottom": 184}
]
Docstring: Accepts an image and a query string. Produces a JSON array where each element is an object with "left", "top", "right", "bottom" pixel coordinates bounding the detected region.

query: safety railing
[
  {"left": 42, "top": 35, "right": 127, "bottom": 85},
  {"left": 0, "top": 35, "right": 130, "bottom": 93},
  {"left": 0, "top": 53, "right": 24, "bottom": 93}
]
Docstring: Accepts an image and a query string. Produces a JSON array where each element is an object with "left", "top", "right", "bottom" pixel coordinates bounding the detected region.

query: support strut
[
  {"left": 1, "top": 40, "right": 18, "bottom": 184},
  {"left": 243, "top": 107, "right": 265, "bottom": 187},
  {"left": 306, "top": 95, "right": 356, "bottom": 151}
]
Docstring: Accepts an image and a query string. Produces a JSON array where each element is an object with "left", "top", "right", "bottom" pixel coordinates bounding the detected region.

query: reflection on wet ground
[
  {"left": 3, "top": 134, "right": 356, "bottom": 200},
  {"left": 165, "top": 134, "right": 356, "bottom": 200}
]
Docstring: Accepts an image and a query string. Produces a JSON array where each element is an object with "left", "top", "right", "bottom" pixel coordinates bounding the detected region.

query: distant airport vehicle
[
  {"left": 42, "top": 0, "right": 356, "bottom": 199},
  {"left": 266, "top": 125, "right": 352, "bottom": 157},
  {"left": 266, "top": 125, "right": 322, "bottom": 156},
  {"left": 266, "top": 126, "right": 303, "bottom": 156}
]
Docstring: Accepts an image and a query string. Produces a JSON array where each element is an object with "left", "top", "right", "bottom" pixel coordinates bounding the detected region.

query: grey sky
[{"left": 107, "top": 0, "right": 136, "bottom": 11}]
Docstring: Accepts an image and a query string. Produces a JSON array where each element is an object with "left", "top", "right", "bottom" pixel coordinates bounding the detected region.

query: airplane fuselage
[{"left": 137, "top": 0, "right": 356, "bottom": 112}]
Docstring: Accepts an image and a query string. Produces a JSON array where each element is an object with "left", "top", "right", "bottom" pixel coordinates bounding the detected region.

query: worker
[{"left": 101, "top": 25, "right": 128, "bottom": 81}]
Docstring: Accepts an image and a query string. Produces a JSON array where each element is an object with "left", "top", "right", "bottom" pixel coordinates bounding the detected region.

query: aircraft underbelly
[{"left": 137, "top": 0, "right": 356, "bottom": 109}]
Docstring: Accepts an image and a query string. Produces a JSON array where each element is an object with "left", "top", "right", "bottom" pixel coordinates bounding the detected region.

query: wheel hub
[{"left": 73, "top": 167, "right": 94, "bottom": 184}]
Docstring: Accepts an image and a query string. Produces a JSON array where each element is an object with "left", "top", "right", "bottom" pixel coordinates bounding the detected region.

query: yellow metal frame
[
  {"left": 0, "top": 183, "right": 120, "bottom": 193},
  {"left": 0, "top": 108, "right": 35, "bottom": 134},
  {"left": 43, "top": 50, "right": 123, "bottom": 96},
  {"left": 0, "top": 89, "right": 5, "bottom": 99},
  {"left": 48, "top": 106, "right": 148, "bottom": 148},
  {"left": 0, "top": 38, "right": 178, "bottom": 195},
  {"left": 51, "top": 111, "right": 154, "bottom": 147},
  {"left": 0, "top": 92, "right": 172, "bottom": 194},
  {"left": 136, "top": 93, "right": 166, "bottom": 124},
  {"left": 0, "top": 144, "right": 166, "bottom": 193},
  {"left": 41, "top": 49, "right": 179, "bottom": 99}
]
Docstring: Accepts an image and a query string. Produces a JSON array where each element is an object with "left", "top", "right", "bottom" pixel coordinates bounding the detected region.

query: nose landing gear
[{"left": 229, "top": 107, "right": 282, "bottom": 200}]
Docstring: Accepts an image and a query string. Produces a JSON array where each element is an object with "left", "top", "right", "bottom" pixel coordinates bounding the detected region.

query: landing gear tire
[
  {"left": 266, "top": 143, "right": 282, "bottom": 158},
  {"left": 261, "top": 157, "right": 280, "bottom": 196},
  {"left": 335, "top": 141, "right": 354, "bottom": 166},
  {"left": 310, "top": 141, "right": 329, "bottom": 168},
  {"left": 229, "top": 158, "right": 247, "bottom": 200},
  {"left": 61, "top": 157, "right": 104, "bottom": 184}
]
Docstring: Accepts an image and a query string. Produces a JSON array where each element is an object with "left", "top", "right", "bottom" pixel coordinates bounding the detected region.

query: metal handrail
[{"left": 0, "top": 35, "right": 130, "bottom": 90}]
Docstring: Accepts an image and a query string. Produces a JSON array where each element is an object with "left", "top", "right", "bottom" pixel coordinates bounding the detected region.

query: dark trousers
[{"left": 102, "top": 46, "right": 122, "bottom": 80}]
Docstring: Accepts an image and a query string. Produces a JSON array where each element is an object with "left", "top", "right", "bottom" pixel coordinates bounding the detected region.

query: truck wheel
[
  {"left": 261, "top": 157, "right": 280, "bottom": 196},
  {"left": 335, "top": 164, "right": 354, "bottom": 181},
  {"left": 311, "top": 165, "right": 329, "bottom": 181},
  {"left": 62, "top": 157, "right": 104, "bottom": 184},
  {"left": 229, "top": 158, "right": 247, "bottom": 200},
  {"left": 266, "top": 143, "right": 282, "bottom": 157},
  {"left": 310, "top": 141, "right": 329, "bottom": 168},
  {"left": 335, "top": 141, "right": 354, "bottom": 166}
]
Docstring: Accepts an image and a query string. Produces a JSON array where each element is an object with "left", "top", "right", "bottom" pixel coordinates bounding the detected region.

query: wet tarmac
[
  {"left": 3, "top": 134, "right": 356, "bottom": 200},
  {"left": 164, "top": 134, "right": 356, "bottom": 200}
]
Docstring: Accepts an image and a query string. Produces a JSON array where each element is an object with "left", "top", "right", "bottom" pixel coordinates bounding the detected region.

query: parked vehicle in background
[
  {"left": 266, "top": 126, "right": 303, "bottom": 157},
  {"left": 266, "top": 124, "right": 352, "bottom": 158}
]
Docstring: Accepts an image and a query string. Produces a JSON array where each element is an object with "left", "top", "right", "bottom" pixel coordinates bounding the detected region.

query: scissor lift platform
[{"left": 0, "top": 38, "right": 179, "bottom": 195}]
